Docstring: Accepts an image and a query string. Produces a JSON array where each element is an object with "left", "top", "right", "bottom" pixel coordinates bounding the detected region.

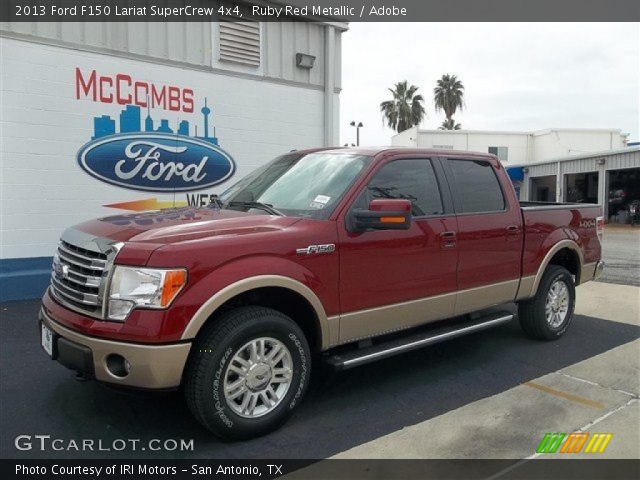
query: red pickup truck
[{"left": 40, "top": 147, "right": 604, "bottom": 439}]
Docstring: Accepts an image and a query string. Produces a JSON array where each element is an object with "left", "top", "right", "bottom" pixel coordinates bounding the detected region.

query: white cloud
[{"left": 339, "top": 23, "right": 639, "bottom": 146}]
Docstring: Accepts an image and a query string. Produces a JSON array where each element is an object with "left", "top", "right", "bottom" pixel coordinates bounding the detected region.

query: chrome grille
[{"left": 51, "top": 239, "right": 110, "bottom": 317}]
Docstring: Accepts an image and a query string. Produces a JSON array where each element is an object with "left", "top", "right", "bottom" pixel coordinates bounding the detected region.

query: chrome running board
[{"left": 325, "top": 311, "right": 514, "bottom": 370}]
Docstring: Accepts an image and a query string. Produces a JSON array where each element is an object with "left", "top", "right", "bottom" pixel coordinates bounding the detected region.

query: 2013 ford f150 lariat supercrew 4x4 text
[{"left": 39, "top": 148, "right": 604, "bottom": 439}]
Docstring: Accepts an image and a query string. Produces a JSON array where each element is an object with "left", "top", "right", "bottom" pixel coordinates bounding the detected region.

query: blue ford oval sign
[{"left": 77, "top": 133, "right": 236, "bottom": 192}]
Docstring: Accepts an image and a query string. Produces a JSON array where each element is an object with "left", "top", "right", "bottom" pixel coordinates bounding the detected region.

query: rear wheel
[
  {"left": 519, "top": 265, "right": 575, "bottom": 340},
  {"left": 184, "top": 306, "right": 311, "bottom": 440}
]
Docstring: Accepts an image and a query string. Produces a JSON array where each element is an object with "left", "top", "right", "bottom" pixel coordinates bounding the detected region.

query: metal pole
[{"left": 324, "top": 26, "right": 335, "bottom": 146}]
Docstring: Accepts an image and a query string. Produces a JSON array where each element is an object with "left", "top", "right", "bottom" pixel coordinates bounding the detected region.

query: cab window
[
  {"left": 448, "top": 159, "right": 506, "bottom": 213},
  {"left": 358, "top": 159, "right": 444, "bottom": 217}
]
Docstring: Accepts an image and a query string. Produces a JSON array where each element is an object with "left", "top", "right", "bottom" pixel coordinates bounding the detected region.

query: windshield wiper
[
  {"left": 207, "top": 194, "right": 224, "bottom": 210},
  {"left": 227, "top": 201, "right": 284, "bottom": 216}
]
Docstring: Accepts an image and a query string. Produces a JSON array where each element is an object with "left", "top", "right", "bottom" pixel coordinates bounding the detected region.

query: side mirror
[{"left": 350, "top": 199, "right": 412, "bottom": 232}]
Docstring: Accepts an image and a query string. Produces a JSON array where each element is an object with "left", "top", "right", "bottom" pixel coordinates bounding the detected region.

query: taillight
[{"left": 596, "top": 216, "right": 604, "bottom": 243}]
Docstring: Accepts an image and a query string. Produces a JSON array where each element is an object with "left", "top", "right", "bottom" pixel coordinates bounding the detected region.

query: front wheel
[
  {"left": 519, "top": 265, "right": 576, "bottom": 340},
  {"left": 184, "top": 306, "right": 311, "bottom": 440}
]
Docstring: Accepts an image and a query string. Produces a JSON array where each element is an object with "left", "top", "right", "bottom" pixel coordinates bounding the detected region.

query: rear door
[
  {"left": 441, "top": 157, "right": 523, "bottom": 315},
  {"left": 337, "top": 157, "right": 459, "bottom": 343}
]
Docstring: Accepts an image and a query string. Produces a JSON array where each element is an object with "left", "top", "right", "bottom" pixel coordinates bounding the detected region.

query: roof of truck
[{"left": 297, "top": 146, "right": 500, "bottom": 162}]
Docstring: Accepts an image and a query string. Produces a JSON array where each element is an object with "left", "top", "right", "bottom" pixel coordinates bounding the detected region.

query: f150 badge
[{"left": 296, "top": 244, "right": 336, "bottom": 256}]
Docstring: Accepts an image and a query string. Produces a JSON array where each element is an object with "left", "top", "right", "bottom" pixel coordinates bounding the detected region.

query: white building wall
[
  {"left": 412, "top": 131, "right": 531, "bottom": 164},
  {"left": 0, "top": 21, "right": 345, "bottom": 90},
  {"left": 390, "top": 127, "right": 418, "bottom": 147},
  {"left": 393, "top": 128, "right": 627, "bottom": 165},
  {"left": 0, "top": 37, "right": 331, "bottom": 260},
  {"left": 465, "top": 133, "right": 529, "bottom": 164},
  {"left": 417, "top": 131, "right": 469, "bottom": 151},
  {"left": 532, "top": 130, "right": 627, "bottom": 162}
]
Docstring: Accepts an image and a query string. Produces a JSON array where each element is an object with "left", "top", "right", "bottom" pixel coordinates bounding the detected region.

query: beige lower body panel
[
  {"left": 516, "top": 275, "right": 536, "bottom": 301},
  {"left": 338, "top": 279, "right": 520, "bottom": 345},
  {"left": 516, "top": 261, "right": 599, "bottom": 302},
  {"left": 41, "top": 309, "right": 191, "bottom": 389},
  {"left": 453, "top": 279, "right": 519, "bottom": 316},
  {"left": 580, "top": 262, "right": 599, "bottom": 285},
  {"left": 339, "top": 292, "right": 456, "bottom": 344}
]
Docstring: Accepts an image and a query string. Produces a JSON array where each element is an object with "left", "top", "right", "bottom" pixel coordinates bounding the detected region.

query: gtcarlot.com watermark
[{"left": 15, "top": 435, "right": 194, "bottom": 452}]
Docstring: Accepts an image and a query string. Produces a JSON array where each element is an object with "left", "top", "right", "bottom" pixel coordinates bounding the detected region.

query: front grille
[{"left": 51, "top": 240, "right": 109, "bottom": 317}]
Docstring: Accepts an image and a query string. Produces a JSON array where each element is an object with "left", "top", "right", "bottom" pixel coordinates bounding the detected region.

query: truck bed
[{"left": 519, "top": 201, "right": 602, "bottom": 282}]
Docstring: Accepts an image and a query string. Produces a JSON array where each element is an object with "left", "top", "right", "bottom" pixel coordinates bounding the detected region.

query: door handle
[
  {"left": 439, "top": 231, "right": 457, "bottom": 249},
  {"left": 506, "top": 225, "right": 520, "bottom": 234}
]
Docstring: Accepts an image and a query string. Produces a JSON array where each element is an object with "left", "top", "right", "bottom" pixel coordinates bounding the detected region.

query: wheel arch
[
  {"left": 529, "top": 240, "right": 584, "bottom": 297},
  {"left": 181, "top": 275, "right": 336, "bottom": 351}
]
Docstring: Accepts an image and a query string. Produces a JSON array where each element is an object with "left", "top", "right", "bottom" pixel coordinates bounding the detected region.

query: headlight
[{"left": 107, "top": 266, "right": 187, "bottom": 321}]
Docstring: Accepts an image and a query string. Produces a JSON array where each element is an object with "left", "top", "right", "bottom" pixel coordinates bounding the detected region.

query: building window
[
  {"left": 488, "top": 146, "right": 508, "bottom": 162},
  {"left": 219, "top": 21, "right": 261, "bottom": 67}
]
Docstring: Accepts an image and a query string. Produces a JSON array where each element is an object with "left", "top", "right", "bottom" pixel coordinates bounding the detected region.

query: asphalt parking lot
[
  {"left": 599, "top": 225, "right": 640, "bottom": 286},
  {"left": 1, "top": 281, "right": 639, "bottom": 461}
]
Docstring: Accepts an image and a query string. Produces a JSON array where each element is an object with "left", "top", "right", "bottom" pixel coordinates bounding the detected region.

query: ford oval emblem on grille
[{"left": 77, "top": 133, "right": 236, "bottom": 192}]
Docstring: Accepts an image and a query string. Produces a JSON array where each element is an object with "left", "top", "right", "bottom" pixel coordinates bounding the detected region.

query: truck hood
[{"left": 74, "top": 207, "right": 301, "bottom": 245}]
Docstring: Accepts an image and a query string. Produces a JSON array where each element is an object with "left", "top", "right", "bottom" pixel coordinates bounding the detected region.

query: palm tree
[
  {"left": 434, "top": 74, "right": 465, "bottom": 124},
  {"left": 439, "top": 119, "right": 462, "bottom": 130},
  {"left": 380, "top": 81, "right": 426, "bottom": 133}
]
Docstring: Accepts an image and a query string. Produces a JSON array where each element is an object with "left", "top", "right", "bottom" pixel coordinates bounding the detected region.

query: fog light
[
  {"left": 106, "top": 354, "right": 130, "bottom": 378},
  {"left": 108, "top": 298, "right": 135, "bottom": 321}
]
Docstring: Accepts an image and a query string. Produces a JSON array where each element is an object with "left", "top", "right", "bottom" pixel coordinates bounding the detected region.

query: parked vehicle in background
[
  {"left": 39, "top": 147, "right": 604, "bottom": 439},
  {"left": 608, "top": 179, "right": 640, "bottom": 220},
  {"left": 608, "top": 188, "right": 628, "bottom": 217}
]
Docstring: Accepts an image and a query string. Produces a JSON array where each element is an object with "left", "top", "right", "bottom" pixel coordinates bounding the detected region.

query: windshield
[{"left": 219, "top": 152, "right": 372, "bottom": 218}]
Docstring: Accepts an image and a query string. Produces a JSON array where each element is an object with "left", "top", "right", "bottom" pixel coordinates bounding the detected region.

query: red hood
[{"left": 74, "top": 207, "right": 301, "bottom": 245}]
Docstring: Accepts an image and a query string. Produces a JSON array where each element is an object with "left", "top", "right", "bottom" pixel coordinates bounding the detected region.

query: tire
[
  {"left": 518, "top": 265, "right": 575, "bottom": 340},
  {"left": 184, "top": 306, "right": 311, "bottom": 440}
]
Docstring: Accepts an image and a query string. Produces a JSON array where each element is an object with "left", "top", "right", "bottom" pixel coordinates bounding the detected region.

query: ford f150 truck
[{"left": 40, "top": 147, "right": 604, "bottom": 439}]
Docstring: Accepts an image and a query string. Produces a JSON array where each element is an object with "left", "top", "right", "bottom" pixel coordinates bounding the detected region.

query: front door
[{"left": 337, "top": 157, "right": 459, "bottom": 343}]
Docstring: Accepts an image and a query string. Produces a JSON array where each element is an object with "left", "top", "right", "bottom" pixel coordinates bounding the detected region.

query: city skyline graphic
[{"left": 92, "top": 98, "right": 219, "bottom": 145}]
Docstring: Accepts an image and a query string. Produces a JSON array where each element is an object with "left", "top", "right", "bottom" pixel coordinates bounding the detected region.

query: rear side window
[
  {"left": 448, "top": 160, "right": 505, "bottom": 213},
  {"left": 364, "top": 159, "right": 443, "bottom": 216}
]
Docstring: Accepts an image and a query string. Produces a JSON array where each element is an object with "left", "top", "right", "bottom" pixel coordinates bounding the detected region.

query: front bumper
[{"left": 39, "top": 308, "right": 191, "bottom": 389}]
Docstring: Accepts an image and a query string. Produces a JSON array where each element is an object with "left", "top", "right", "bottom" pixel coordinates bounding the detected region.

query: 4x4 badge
[{"left": 296, "top": 244, "right": 336, "bottom": 256}]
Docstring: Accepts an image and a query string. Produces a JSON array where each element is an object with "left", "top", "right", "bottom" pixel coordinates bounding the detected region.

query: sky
[{"left": 339, "top": 23, "right": 640, "bottom": 147}]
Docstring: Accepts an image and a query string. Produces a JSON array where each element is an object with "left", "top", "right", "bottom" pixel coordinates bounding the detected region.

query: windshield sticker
[{"left": 310, "top": 195, "right": 331, "bottom": 209}]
